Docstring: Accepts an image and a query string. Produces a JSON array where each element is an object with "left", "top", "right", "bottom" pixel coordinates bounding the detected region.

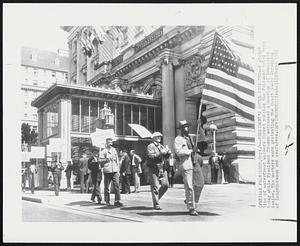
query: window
[
  {"left": 52, "top": 72, "right": 56, "bottom": 78},
  {"left": 30, "top": 53, "right": 37, "bottom": 61},
  {"left": 44, "top": 102, "right": 59, "bottom": 137},
  {"left": 54, "top": 58, "right": 60, "bottom": 66},
  {"left": 132, "top": 105, "right": 139, "bottom": 136},
  {"left": 116, "top": 104, "right": 124, "bottom": 135},
  {"left": 148, "top": 107, "right": 154, "bottom": 133},
  {"left": 90, "top": 100, "right": 98, "bottom": 133},
  {"left": 33, "top": 114, "right": 37, "bottom": 120},
  {"left": 140, "top": 106, "right": 147, "bottom": 128},
  {"left": 81, "top": 99, "right": 89, "bottom": 133},
  {"left": 124, "top": 104, "right": 131, "bottom": 135},
  {"left": 24, "top": 113, "right": 28, "bottom": 118},
  {"left": 33, "top": 69, "right": 38, "bottom": 76},
  {"left": 71, "top": 98, "right": 80, "bottom": 132}
]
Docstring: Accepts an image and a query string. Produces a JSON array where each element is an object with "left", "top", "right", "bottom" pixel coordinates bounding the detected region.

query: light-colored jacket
[
  {"left": 174, "top": 134, "right": 193, "bottom": 170},
  {"left": 101, "top": 147, "right": 120, "bottom": 173}
]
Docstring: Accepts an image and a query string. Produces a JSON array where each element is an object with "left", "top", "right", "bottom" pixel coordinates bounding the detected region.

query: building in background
[
  {"left": 21, "top": 47, "right": 69, "bottom": 131},
  {"left": 32, "top": 26, "right": 255, "bottom": 187}
]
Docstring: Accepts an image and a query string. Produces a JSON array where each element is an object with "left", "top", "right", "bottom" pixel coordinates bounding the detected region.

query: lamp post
[
  {"left": 209, "top": 121, "right": 218, "bottom": 153},
  {"left": 99, "top": 102, "right": 115, "bottom": 129}
]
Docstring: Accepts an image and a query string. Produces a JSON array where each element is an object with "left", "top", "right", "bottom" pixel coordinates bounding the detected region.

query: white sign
[
  {"left": 128, "top": 124, "right": 152, "bottom": 138},
  {"left": 91, "top": 128, "right": 116, "bottom": 147},
  {"left": 30, "top": 146, "right": 45, "bottom": 159}
]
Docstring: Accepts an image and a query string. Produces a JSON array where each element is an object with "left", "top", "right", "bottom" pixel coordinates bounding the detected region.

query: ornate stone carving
[{"left": 185, "top": 54, "right": 206, "bottom": 90}]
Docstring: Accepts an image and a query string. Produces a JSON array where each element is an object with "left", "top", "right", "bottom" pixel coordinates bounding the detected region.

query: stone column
[
  {"left": 174, "top": 59, "right": 186, "bottom": 129},
  {"left": 76, "top": 34, "right": 81, "bottom": 84},
  {"left": 156, "top": 50, "right": 176, "bottom": 152},
  {"left": 37, "top": 109, "right": 44, "bottom": 144},
  {"left": 68, "top": 42, "right": 72, "bottom": 84},
  {"left": 58, "top": 95, "right": 72, "bottom": 189}
]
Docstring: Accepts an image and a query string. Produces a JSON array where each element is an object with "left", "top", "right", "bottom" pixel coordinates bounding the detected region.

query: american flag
[{"left": 202, "top": 32, "right": 255, "bottom": 122}]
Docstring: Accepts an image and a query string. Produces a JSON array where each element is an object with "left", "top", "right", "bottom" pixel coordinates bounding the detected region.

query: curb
[{"left": 22, "top": 196, "right": 42, "bottom": 203}]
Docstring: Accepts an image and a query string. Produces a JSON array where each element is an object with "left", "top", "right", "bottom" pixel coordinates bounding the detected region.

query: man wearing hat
[
  {"left": 146, "top": 132, "right": 171, "bottom": 210},
  {"left": 174, "top": 120, "right": 201, "bottom": 216},
  {"left": 100, "top": 137, "right": 123, "bottom": 207}
]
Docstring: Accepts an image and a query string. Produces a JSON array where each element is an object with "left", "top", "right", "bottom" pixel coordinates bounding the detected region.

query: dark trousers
[
  {"left": 53, "top": 172, "right": 61, "bottom": 196},
  {"left": 211, "top": 166, "right": 219, "bottom": 183},
  {"left": 91, "top": 172, "right": 102, "bottom": 201},
  {"left": 223, "top": 165, "right": 230, "bottom": 183},
  {"left": 167, "top": 167, "right": 175, "bottom": 187},
  {"left": 121, "top": 174, "right": 131, "bottom": 194},
  {"left": 66, "top": 175, "right": 71, "bottom": 189},
  {"left": 29, "top": 172, "right": 35, "bottom": 194},
  {"left": 149, "top": 167, "right": 169, "bottom": 207},
  {"left": 104, "top": 172, "right": 121, "bottom": 203}
]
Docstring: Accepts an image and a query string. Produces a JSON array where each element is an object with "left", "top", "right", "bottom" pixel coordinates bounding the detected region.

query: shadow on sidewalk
[
  {"left": 137, "top": 211, "right": 220, "bottom": 216},
  {"left": 65, "top": 201, "right": 102, "bottom": 207},
  {"left": 120, "top": 206, "right": 153, "bottom": 211}
]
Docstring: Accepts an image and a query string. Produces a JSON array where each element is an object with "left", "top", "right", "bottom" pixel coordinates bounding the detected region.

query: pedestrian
[
  {"left": 29, "top": 162, "right": 37, "bottom": 194},
  {"left": 100, "top": 138, "right": 123, "bottom": 207},
  {"left": 174, "top": 120, "right": 199, "bottom": 216},
  {"left": 21, "top": 167, "right": 27, "bottom": 192},
  {"left": 50, "top": 155, "right": 64, "bottom": 196},
  {"left": 79, "top": 153, "right": 89, "bottom": 193},
  {"left": 120, "top": 150, "right": 131, "bottom": 194},
  {"left": 88, "top": 150, "right": 102, "bottom": 204},
  {"left": 209, "top": 151, "right": 220, "bottom": 184},
  {"left": 166, "top": 153, "right": 176, "bottom": 188},
  {"left": 221, "top": 152, "right": 231, "bottom": 184},
  {"left": 65, "top": 159, "right": 73, "bottom": 190},
  {"left": 130, "top": 150, "right": 142, "bottom": 193},
  {"left": 146, "top": 132, "right": 170, "bottom": 210}
]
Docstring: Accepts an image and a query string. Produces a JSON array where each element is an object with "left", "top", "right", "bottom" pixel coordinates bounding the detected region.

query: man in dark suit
[
  {"left": 88, "top": 150, "right": 102, "bottom": 204},
  {"left": 120, "top": 150, "right": 131, "bottom": 194}
]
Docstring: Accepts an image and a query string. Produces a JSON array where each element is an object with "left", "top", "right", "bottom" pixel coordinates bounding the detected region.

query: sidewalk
[{"left": 22, "top": 183, "right": 267, "bottom": 222}]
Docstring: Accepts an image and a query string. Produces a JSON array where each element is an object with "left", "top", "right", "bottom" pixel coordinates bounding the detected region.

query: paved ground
[{"left": 22, "top": 183, "right": 269, "bottom": 222}]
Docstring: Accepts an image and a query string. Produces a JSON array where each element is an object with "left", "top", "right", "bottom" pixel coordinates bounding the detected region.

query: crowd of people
[{"left": 22, "top": 119, "right": 233, "bottom": 216}]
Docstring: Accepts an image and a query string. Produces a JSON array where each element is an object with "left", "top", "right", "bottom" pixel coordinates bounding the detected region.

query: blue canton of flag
[{"left": 202, "top": 32, "right": 255, "bottom": 122}]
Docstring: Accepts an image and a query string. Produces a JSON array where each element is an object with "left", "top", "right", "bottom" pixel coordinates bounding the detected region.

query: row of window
[{"left": 71, "top": 98, "right": 162, "bottom": 136}]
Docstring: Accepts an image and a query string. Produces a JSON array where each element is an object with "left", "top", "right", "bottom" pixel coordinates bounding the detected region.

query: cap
[
  {"left": 152, "top": 132, "right": 163, "bottom": 138},
  {"left": 177, "top": 120, "right": 191, "bottom": 129}
]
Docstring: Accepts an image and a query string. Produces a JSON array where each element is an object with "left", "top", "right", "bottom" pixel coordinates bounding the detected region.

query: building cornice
[
  {"left": 89, "top": 26, "right": 205, "bottom": 87},
  {"left": 31, "top": 83, "right": 160, "bottom": 109}
]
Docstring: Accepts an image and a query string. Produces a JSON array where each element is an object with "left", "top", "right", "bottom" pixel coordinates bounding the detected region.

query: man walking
[
  {"left": 130, "top": 150, "right": 142, "bottom": 193},
  {"left": 100, "top": 138, "right": 123, "bottom": 207},
  {"left": 146, "top": 132, "right": 170, "bottom": 210},
  {"left": 120, "top": 150, "right": 131, "bottom": 194},
  {"left": 88, "top": 150, "right": 102, "bottom": 204},
  {"left": 65, "top": 159, "right": 73, "bottom": 190},
  {"left": 174, "top": 120, "right": 200, "bottom": 216},
  {"left": 79, "top": 153, "right": 89, "bottom": 193},
  {"left": 50, "top": 155, "right": 64, "bottom": 196}
]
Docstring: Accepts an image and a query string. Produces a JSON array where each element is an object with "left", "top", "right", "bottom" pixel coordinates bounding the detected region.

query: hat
[
  {"left": 152, "top": 132, "right": 163, "bottom": 138},
  {"left": 177, "top": 120, "right": 191, "bottom": 129},
  {"left": 130, "top": 150, "right": 135, "bottom": 155}
]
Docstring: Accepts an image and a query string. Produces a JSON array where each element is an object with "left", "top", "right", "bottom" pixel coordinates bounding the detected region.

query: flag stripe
[
  {"left": 207, "top": 68, "right": 254, "bottom": 91},
  {"left": 203, "top": 84, "right": 255, "bottom": 109},
  {"left": 238, "top": 66, "right": 255, "bottom": 80},
  {"left": 206, "top": 73, "right": 254, "bottom": 96},
  {"left": 202, "top": 94, "right": 254, "bottom": 122},
  {"left": 236, "top": 72, "right": 254, "bottom": 84},
  {"left": 205, "top": 78, "right": 254, "bottom": 104},
  {"left": 202, "top": 89, "right": 254, "bottom": 116}
]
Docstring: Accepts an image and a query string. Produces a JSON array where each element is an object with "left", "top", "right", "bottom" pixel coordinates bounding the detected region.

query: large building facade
[
  {"left": 21, "top": 47, "right": 69, "bottom": 130},
  {"left": 32, "top": 26, "right": 255, "bottom": 187}
]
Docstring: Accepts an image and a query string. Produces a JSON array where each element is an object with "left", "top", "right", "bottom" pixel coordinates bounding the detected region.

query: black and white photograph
[{"left": 3, "top": 3, "right": 297, "bottom": 243}]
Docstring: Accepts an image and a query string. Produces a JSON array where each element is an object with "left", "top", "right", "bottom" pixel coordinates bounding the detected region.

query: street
[{"left": 22, "top": 183, "right": 267, "bottom": 223}]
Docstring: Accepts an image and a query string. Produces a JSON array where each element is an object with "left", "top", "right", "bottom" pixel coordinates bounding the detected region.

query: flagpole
[{"left": 195, "top": 99, "right": 203, "bottom": 151}]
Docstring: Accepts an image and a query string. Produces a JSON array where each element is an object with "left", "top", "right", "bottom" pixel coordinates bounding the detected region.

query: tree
[{"left": 21, "top": 123, "right": 38, "bottom": 145}]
